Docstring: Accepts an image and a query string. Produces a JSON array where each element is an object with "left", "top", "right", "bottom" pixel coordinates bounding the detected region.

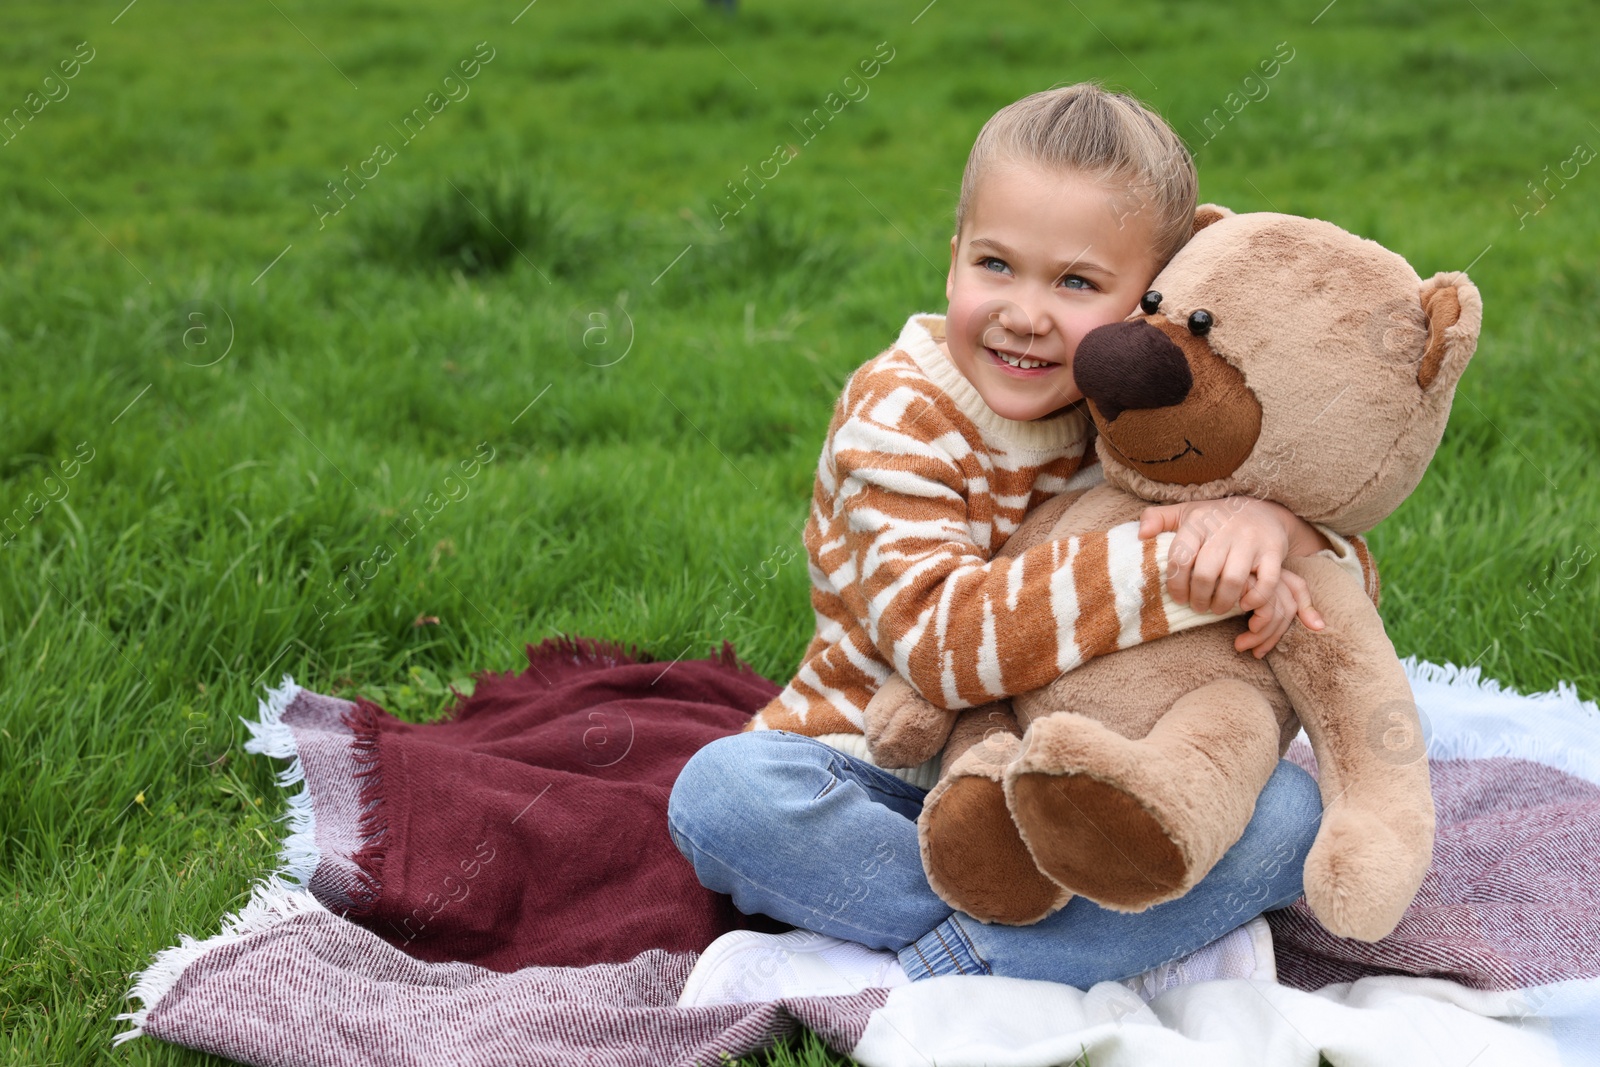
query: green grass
[{"left": 1, "top": 0, "right": 1596, "bottom": 1063}]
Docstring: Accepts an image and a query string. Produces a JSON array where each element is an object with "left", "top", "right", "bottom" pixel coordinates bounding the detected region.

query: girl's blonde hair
[{"left": 955, "top": 83, "right": 1198, "bottom": 265}]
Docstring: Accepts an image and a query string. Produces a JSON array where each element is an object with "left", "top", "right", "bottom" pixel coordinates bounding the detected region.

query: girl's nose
[
  {"left": 1018, "top": 289, "right": 1058, "bottom": 337},
  {"left": 994, "top": 298, "right": 1054, "bottom": 341}
]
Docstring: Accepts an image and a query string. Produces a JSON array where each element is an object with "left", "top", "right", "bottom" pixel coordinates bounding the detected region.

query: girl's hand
[
  {"left": 1137, "top": 498, "right": 1326, "bottom": 638},
  {"left": 1235, "top": 568, "right": 1323, "bottom": 657}
]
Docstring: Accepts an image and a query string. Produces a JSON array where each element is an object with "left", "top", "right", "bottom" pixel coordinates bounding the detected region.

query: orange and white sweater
[{"left": 744, "top": 313, "right": 1378, "bottom": 788}]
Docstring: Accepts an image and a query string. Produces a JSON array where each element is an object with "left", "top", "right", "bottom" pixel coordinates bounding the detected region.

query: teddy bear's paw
[
  {"left": 1302, "top": 806, "right": 1429, "bottom": 942},
  {"left": 1005, "top": 764, "right": 1190, "bottom": 911},
  {"left": 919, "top": 747, "right": 1070, "bottom": 925},
  {"left": 867, "top": 716, "right": 953, "bottom": 769},
  {"left": 863, "top": 684, "right": 959, "bottom": 769}
]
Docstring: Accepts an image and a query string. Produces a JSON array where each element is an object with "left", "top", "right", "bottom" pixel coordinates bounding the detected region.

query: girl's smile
[{"left": 983, "top": 342, "right": 1060, "bottom": 375}]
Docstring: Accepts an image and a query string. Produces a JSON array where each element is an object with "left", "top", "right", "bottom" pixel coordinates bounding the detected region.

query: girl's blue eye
[
  {"left": 1060, "top": 275, "right": 1094, "bottom": 290},
  {"left": 979, "top": 257, "right": 1009, "bottom": 273}
]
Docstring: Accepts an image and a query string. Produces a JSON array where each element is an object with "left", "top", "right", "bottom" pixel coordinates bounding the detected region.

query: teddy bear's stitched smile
[{"left": 1100, "top": 432, "right": 1203, "bottom": 467}]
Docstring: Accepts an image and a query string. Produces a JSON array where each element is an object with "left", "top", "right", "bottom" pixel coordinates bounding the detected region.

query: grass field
[{"left": 1, "top": 0, "right": 1596, "bottom": 1063}]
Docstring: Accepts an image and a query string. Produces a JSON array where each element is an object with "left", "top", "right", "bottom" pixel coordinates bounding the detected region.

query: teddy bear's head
[{"left": 1071, "top": 207, "right": 1482, "bottom": 534}]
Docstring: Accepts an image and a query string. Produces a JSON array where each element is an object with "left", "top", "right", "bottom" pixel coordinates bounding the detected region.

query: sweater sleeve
[
  {"left": 831, "top": 411, "right": 1240, "bottom": 712},
  {"left": 1311, "top": 525, "right": 1381, "bottom": 610}
]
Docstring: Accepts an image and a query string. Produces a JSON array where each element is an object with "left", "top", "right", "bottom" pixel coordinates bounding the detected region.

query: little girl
[{"left": 669, "top": 84, "right": 1377, "bottom": 1006}]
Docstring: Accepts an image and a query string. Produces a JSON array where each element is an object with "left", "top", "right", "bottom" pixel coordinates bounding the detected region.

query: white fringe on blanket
[
  {"left": 114, "top": 675, "right": 319, "bottom": 1045},
  {"left": 238, "top": 675, "right": 323, "bottom": 889},
  {"left": 1395, "top": 656, "right": 1600, "bottom": 781},
  {"left": 113, "top": 880, "right": 329, "bottom": 1045}
]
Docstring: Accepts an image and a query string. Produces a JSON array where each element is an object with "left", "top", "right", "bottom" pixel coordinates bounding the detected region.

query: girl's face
[{"left": 945, "top": 162, "right": 1165, "bottom": 422}]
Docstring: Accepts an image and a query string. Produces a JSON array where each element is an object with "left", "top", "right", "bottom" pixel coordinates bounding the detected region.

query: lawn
[{"left": 1, "top": 0, "right": 1595, "bottom": 1063}]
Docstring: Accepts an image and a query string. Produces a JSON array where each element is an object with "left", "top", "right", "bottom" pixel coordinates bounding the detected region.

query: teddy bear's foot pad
[
  {"left": 920, "top": 754, "right": 1070, "bottom": 925},
  {"left": 1006, "top": 768, "right": 1189, "bottom": 910}
]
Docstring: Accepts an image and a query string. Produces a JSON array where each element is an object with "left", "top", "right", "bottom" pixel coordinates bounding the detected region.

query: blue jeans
[{"left": 666, "top": 729, "right": 1323, "bottom": 987}]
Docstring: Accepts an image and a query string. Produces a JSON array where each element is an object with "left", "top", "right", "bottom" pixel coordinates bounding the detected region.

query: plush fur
[{"left": 863, "top": 207, "right": 1481, "bottom": 942}]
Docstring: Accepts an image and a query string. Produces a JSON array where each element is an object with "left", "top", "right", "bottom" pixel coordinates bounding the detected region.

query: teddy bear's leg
[
  {"left": 917, "top": 704, "right": 1073, "bottom": 925},
  {"left": 1005, "top": 679, "right": 1282, "bottom": 912}
]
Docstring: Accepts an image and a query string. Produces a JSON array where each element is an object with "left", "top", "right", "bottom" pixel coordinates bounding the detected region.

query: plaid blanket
[{"left": 117, "top": 640, "right": 1600, "bottom": 1066}]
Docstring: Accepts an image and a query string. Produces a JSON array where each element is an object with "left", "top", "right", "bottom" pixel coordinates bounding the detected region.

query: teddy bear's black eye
[
  {"left": 1140, "top": 290, "right": 1162, "bottom": 315},
  {"left": 1187, "top": 309, "right": 1213, "bottom": 336}
]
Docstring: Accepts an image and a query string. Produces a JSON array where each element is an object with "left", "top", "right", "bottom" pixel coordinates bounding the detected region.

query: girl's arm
[{"left": 832, "top": 423, "right": 1238, "bottom": 712}]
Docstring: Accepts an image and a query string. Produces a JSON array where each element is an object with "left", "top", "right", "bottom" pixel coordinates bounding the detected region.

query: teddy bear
[{"left": 862, "top": 205, "right": 1481, "bottom": 943}]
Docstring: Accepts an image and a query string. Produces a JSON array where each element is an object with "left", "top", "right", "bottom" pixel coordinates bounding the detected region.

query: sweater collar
[{"left": 896, "top": 313, "right": 1090, "bottom": 454}]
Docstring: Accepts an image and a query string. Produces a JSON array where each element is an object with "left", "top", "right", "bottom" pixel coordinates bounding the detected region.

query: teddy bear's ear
[
  {"left": 1192, "top": 204, "right": 1235, "bottom": 236},
  {"left": 1416, "top": 271, "right": 1483, "bottom": 391}
]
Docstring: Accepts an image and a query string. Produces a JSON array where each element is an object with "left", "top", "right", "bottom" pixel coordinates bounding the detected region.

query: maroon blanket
[{"left": 314, "top": 636, "right": 790, "bottom": 971}]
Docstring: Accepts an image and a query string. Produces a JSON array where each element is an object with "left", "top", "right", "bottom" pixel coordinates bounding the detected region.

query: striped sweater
[{"left": 745, "top": 313, "right": 1378, "bottom": 788}]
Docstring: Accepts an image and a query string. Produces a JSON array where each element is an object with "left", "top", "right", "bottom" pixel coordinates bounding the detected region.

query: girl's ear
[{"left": 1192, "top": 204, "right": 1236, "bottom": 235}]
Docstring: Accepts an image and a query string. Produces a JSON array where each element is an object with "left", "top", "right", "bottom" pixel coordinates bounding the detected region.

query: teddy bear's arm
[
  {"left": 860, "top": 675, "right": 1013, "bottom": 768},
  {"left": 1267, "top": 553, "right": 1434, "bottom": 942},
  {"left": 862, "top": 673, "right": 958, "bottom": 767}
]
